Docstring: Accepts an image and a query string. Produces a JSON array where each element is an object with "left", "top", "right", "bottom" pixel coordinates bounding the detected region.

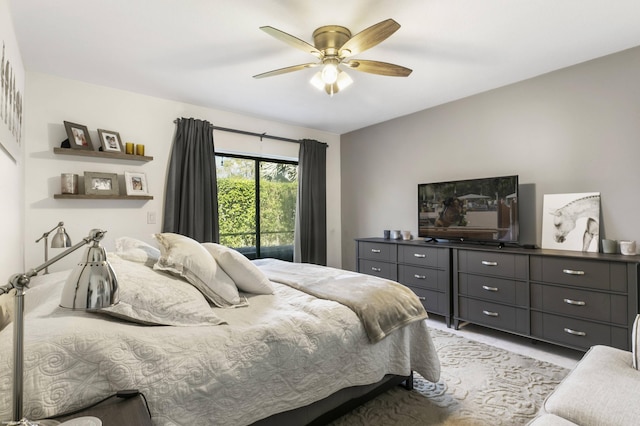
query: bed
[{"left": 0, "top": 234, "right": 441, "bottom": 425}]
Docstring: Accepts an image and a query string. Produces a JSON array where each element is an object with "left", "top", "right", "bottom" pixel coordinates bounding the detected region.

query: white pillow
[
  {"left": 202, "top": 243, "right": 274, "bottom": 295},
  {"left": 0, "top": 289, "right": 15, "bottom": 332},
  {"left": 98, "top": 255, "right": 226, "bottom": 326},
  {"left": 153, "top": 233, "right": 242, "bottom": 307},
  {"left": 115, "top": 236, "right": 161, "bottom": 267},
  {"left": 633, "top": 314, "right": 640, "bottom": 369}
]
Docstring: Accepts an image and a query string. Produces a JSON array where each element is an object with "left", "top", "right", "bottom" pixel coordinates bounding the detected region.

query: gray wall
[{"left": 340, "top": 46, "right": 640, "bottom": 271}]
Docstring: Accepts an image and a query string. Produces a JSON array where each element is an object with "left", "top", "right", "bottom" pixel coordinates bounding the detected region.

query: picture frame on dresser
[
  {"left": 64, "top": 121, "right": 93, "bottom": 150},
  {"left": 97, "top": 129, "right": 124, "bottom": 153},
  {"left": 125, "top": 171, "right": 149, "bottom": 196},
  {"left": 84, "top": 171, "right": 119, "bottom": 195}
]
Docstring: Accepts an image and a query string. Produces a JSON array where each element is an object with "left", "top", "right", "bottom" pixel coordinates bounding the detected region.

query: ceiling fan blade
[
  {"left": 342, "top": 59, "right": 412, "bottom": 77},
  {"left": 260, "top": 26, "right": 322, "bottom": 58},
  {"left": 253, "top": 63, "right": 319, "bottom": 79},
  {"left": 339, "top": 19, "right": 400, "bottom": 57}
]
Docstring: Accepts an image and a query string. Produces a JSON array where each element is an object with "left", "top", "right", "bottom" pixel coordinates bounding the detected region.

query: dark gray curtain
[
  {"left": 162, "top": 117, "right": 219, "bottom": 243},
  {"left": 294, "top": 139, "right": 327, "bottom": 265}
]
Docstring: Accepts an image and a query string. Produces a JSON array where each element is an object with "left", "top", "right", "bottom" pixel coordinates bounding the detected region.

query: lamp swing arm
[
  {"left": 0, "top": 229, "right": 107, "bottom": 295},
  {"left": 34, "top": 221, "right": 65, "bottom": 243}
]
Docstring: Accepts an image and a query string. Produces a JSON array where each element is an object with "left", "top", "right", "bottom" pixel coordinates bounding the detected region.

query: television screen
[{"left": 418, "top": 175, "right": 519, "bottom": 244}]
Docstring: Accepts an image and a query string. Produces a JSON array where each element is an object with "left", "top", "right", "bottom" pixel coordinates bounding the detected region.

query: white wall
[
  {"left": 23, "top": 72, "right": 341, "bottom": 272},
  {"left": 0, "top": 0, "right": 24, "bottom": 278},
  {"left": 341, "top": 46, "right": 640, "bottom": 270}
]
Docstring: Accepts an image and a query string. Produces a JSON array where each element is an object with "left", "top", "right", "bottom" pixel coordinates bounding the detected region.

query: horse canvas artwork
[{"left": 541, "top": 192, "right": 601, "bottom": 252}]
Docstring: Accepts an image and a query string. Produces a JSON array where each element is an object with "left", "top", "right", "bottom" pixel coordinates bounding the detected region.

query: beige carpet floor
[{"left": 330, "top": 328, "right": 569, "bottom": 425}]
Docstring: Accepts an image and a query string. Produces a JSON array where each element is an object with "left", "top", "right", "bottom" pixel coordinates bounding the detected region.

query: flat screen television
[{"left": 418, "top": 175, "right": 519, "bottom": 244}]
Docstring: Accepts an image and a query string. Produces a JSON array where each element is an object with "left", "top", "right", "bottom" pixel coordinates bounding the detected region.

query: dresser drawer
[
  {"left": 458, "top": 250, "right": 527, "bottom": 279},
  {"left": 458, "top": 297, "right": 528, "bottom": 334},
  {"left": 458, "top": 273, "right": 527, "bottom": 306},
  {"left": 408, "top": 286, "right": 448, "bottom": 315},
  {"left": 531, "top": 283, "right": 627, "bottom": 325},
  {"left": 398, "top": 245, "right": 441, "bottom": 268},
  {"left": 358, "top": 242, "right": 396, "bottom": 262},
  {"left": 399, "top": 265, "right": 446, "bottom": 291},
  {"left": 358, "top": 259, "right": 397, "bottom": 280},
  {"left": 530, "top": 256, "right": 627, "bottom": 292},
  {"left": 531, "top": 311, "right": 628, "bottom": 351}
]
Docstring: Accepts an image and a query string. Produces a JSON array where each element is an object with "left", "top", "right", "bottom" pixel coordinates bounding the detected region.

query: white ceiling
[{"left": 9, "top": 0, "right": 640, "bottom": 135}]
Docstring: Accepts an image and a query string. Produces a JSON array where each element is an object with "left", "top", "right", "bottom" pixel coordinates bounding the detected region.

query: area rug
[{"left": 330, "top": 328, "right": 569, "bottom": 426}]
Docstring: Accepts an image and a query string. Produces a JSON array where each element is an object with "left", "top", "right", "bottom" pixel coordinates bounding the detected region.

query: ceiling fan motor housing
[{"left": 312, "top": 25, "right": 352, "bottom": 57}]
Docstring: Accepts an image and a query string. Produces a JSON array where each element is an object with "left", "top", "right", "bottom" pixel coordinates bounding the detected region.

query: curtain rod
[{"left": 173, "top": 119, "right": 327, "bottom": 146}]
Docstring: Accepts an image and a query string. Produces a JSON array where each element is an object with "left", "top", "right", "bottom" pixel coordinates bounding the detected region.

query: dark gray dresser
[
  {"left": 356, "top": 237, "right": 640, "bottom": 352},
  {"left": 356, "top": 238, "right": 451, "bottom": 326}
]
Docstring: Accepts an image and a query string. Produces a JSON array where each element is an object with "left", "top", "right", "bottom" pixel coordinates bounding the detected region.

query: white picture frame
[
  {"left": 541, "top": 192, "right": 600, "bottom": 252},
  {"left": 125, "top": 171, "right": 149, "bottom": 196}
]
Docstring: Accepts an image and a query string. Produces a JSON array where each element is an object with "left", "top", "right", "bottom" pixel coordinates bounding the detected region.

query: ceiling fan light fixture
[{"left": 320, "top": 60, "right": 339, "bottom": 84}]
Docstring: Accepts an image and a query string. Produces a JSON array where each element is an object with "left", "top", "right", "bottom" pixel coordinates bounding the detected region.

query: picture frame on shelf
[
  {"left": 84, "top": 171, "right": 119, "bottom": 196},
  {"left": 125, "top": 171, "right": 149, "bottom": 196},
  {"left": 97, "top": 129, "right": 124, "bottom": 153},
  {"left": 64, "top": 121, "right": 93, "bottom": 150},
  {"left": 541, "top": 192, "right": 601, "bottom": 253}
]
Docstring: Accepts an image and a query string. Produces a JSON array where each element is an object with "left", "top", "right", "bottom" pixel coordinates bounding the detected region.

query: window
[{"left": 215, "top": 153, "right": 298, "bottom": 261}]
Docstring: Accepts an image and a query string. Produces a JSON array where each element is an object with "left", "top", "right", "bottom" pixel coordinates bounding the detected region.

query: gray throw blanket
[{"left": 255, "top": 259, "right": 428, "bottom": 343}]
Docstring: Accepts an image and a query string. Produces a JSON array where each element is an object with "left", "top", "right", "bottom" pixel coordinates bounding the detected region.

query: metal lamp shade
[
  {"left": 60, "top": 243, "right": 119, "bottom": 309},
  {"left": 50, "top": 226, "right": 72, "bottom": 248}
]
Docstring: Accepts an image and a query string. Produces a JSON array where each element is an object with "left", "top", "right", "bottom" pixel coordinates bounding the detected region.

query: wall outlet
[{"left": 147, "top": 211, "right": 156, "bottom": 224}]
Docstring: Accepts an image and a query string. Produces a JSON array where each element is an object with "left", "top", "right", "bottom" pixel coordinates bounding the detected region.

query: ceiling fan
[{"left": 253, "top": 18, "right": 412, "bottom": 95}]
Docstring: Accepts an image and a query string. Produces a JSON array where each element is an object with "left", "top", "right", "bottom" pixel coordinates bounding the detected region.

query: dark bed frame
[{"left": 253, "top": 372, "right": 414, "bottom": 425}]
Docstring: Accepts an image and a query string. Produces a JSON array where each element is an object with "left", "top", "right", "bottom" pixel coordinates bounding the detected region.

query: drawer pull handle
[
  {"left": 482, "top": 285, "right": 499, "bottom": 292},
  {"left": 414, "top": 274, "right": 426, "bottom": 280},
  {"left": 482, "top": 310, "right": 499, "bottom": 317},
  {"left": 413, "top": 253, "right": 426, "bottom": 258},
  {"left": 481, "top": 261, "right": 498, "bottom": 266},
  {"left": 562, "top": 269, "right": 585, "bottom": 276},
  {"left": 418, "top": 296, "right": 426, "bottom": 301},
  {"left": 371, "top": 267, "right": 381, "bottom": 272},
  {"left": 371, "top": 249, "right": 381, "bottom": 253},
  {"left": 564, "top": 327, "right": 586, "bottom": 337},
  {"left": 563, "top": 298, "right": 586, "bottom": 306}
]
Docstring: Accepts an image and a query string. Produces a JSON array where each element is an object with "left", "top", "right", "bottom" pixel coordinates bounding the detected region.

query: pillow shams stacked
[
  {"left": 202, "top": 243, "right": 273, "bottom": 294},
  {"left": 97, "top": 254, "right": 226, "bottom": 326},
  {"left": 115, "top": 236, "right": 160, "bottom": 267},
  {"left": 153, "top": 233, "right": 243, "bottom": 307}
]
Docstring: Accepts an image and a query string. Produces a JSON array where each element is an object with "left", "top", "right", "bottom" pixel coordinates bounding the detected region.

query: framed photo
[
  {"left": 97, "top": 129, "right": 124, "bottom": 153},
  {"left": 84, "top": 171, "right": 119, "bottom": 196},
  {"left": 64, "top": 121, "right": 93, "bottom": 150},
  {"left": 541, "top": 192, "right": 600, "bottom": 253},
  {"left": 125, "top": 171, "right": 149, "bottom": 195}
]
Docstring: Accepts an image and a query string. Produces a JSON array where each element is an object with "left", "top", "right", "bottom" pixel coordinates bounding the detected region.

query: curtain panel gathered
[
  {"left": 294, "top": 139, "right": 327, "bottom": 265},
  {"left": 162, "top": 117, "right": 219, "bottom": 243}
]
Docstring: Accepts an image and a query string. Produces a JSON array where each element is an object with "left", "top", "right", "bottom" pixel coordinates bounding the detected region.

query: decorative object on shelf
[
  {"left": 125, "top": 142, "right": 134, "bottom": 155},
  {"left": 383, "top": 230, "right": 390, "bottom": 239},
  {"left": 0, "top": 228, "right": 118, "bottom": 424},
  {"left": 135, "top": 144, "right": 145, "bottom": 156},
  {"left": 97, "top": 129, "right": 124, "bottom": 153},
  {"left": 620, "top": 240, "right": 637, "bottom": 256},
  {"left": 125, "top": 171, "right": 149, "bottom": 196},
  {"left": 390, "top": 230, "right": 401, "bottom": 240},
  {"left": 84, "top": 171, "right": 119, "bottom": 196},
  {"left": 60, "top": 173, "right": 79, "bottom": 194},
  {"left": 602, "top": 239, "right": 618, "bottom": 254},
  {"left": 541, "top": 192, "right": 600, "bottom": 253},
  {"left": 63, "top": 121, "right": 93, "bottom": 151},
  {"left": 402, "top": 230, "right": 411, "bottom": 240},
  {"left": 35, "top": 221, "right": 72, "bottom": 274}
]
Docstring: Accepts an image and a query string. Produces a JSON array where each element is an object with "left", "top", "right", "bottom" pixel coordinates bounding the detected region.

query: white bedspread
[{"left": 0, "top": 262, "right": 440, "bottom": 426}]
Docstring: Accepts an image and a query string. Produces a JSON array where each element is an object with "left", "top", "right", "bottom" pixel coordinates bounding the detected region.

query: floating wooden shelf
[
  {"left": 54, "top": 194, "right": 153, "bottom": 200},
  {"left": 53, "top": 147, "right": 153, "bottom": 162}
]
